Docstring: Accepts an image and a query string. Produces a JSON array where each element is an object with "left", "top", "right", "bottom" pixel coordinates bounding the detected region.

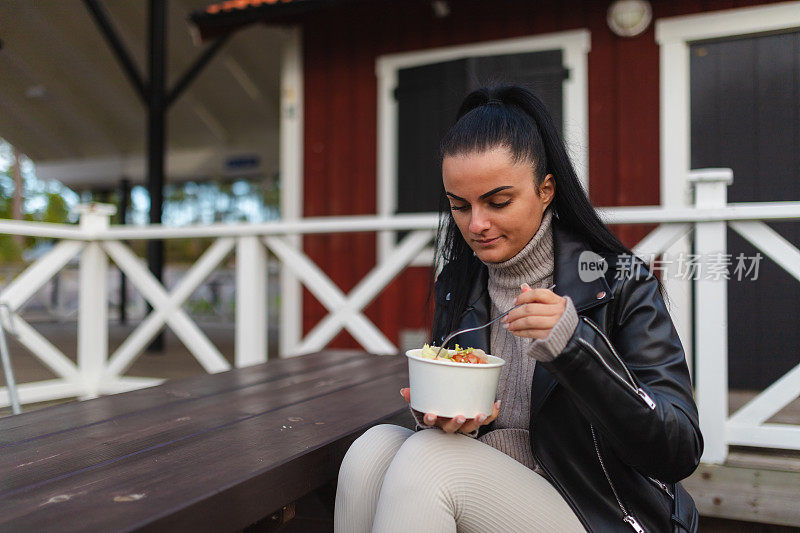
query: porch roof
[
  {"left": 0, "top": 1, "right": 285, "bottom": 187},
  {"left": 189, "top": 0, "right": 362, "bottom": 41}
]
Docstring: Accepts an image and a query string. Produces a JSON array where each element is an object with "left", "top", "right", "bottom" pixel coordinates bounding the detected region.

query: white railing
[
  {"left": 0, "top": 206, "right": 440, "bottom": 404},
  {"left": 1, "top": 169, "right": 799, "bottom": 464}
]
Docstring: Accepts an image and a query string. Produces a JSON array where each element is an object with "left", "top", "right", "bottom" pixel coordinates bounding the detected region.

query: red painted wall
[{"left": 299, "top": 0, "right": 775, "bottom": 349}]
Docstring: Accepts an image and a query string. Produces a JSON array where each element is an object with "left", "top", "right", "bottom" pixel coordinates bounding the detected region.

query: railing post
[
  {"left": 75, "top": 203, "right": 116, "bottom": 398},
  {"left": 235, "top": 236, "right": 268, "bottom": 367},
  {"left": 279, "top": 27, "right": 304, "bottom": 358},
  {"left": 690, "top": 168, "right": 733, "bottom": 464}
]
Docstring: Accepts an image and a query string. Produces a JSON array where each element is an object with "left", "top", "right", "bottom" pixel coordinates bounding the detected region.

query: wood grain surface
[{"left": 0, "top": 351, "right": 408, "bottom": 532}]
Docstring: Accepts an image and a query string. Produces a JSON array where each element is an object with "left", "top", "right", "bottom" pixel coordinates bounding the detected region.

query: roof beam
[
  {"left": 166, "top": 33, "right": 231, "bottom": 108},
  {"left": 223, "top": 55, "right": 263, "bottom": 103},
  {"left": 83, "top": 0, "right": 148, "bottom": 103},
  {"left": 16, "top": 3, "right": 143, "bottom": 131},
  {"left": 182, "top": 94, "right": 230, "bottom": 142}
]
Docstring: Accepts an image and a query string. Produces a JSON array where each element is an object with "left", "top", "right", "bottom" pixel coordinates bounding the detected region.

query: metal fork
[{"left": 435, "top": 283, "right": 556, "bottom": 358}]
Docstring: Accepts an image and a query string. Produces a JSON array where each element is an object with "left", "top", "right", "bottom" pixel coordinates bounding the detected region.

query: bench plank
[
  {"left": 1, "top": 350, "right": 367, "bottom": 445},
  {"left": 0, "top": 352, "right": 409, "bottom": 532},
  {"left": 1, "top": 354, "right": 403, "bottom": 494}
]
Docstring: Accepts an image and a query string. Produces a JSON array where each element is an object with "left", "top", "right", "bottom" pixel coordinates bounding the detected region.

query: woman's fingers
[
  {"left": 505, "top": 288, "right": 566, "bottom": 332},
  {"left": 441, "top": 414, "right": 467, "bottom": 433},
  {"left": 485, "top": 400, "right": 501, "bottom": 424},
  {"left": 423, "top": 412, "right": 438, "bottom": 426},
  {"left": 457, "top": 400, "right": 502, "bottom": 434},
  {"left": 504, "top": 302, "right": 558, "bottom": 322},
  {"left": 457, "top": 413, "right": 487, "bottom": 434},
  {"left": 420, "top": 412, "right": 454, "bottom": 429},
  {"left": 508, "top": 328, "right": 551, "bottom": 340},
  {"left": 400, "top": 387, "right": 410, "bottom": 403},
  {"left": 505, "top": 314, "right": 558, "bottom": 332},
  {"left": 418, "top": 401, "right": 502, "bottom": 434},
  {"left": 514, "top": 287, "right": 561, "bottom": 305}
]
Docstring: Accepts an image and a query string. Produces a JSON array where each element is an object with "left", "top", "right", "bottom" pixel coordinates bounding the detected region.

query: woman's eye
[
  {"left": 490, "top": 200, "right": 512, "bottom": 208},
  {"left": 450, "top": 204, "right": 468, "bottom": 211}
]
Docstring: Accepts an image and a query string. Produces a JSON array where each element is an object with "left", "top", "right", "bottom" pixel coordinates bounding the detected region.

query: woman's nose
[{"left": 469, "top": 208, "right": 491, "bottom": 234}]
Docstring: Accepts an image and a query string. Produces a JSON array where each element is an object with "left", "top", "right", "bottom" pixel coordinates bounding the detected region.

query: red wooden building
[{"left": 191, "top": 0, "right": 800, "bottom": 369}]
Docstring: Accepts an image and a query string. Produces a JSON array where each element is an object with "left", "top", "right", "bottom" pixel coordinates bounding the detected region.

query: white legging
[{"left": 334, "top": 424, "right": 585, "bottom": 532}]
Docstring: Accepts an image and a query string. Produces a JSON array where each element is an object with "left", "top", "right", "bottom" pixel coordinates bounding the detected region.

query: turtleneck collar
[{"left": 482, "top": 207, "right": 554, "bottom": 290}]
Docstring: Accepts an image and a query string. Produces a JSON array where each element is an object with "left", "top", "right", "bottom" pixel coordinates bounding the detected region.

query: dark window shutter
[
  {"left": 396, "top": 59, "right": 469, "bottom": 214},
  {"left": 395, "top": 50, "right": 567, "bottom": 217},
  {"left": 470, "top": 50, "right": 566, "bottom": 137},
  {"left": 690, "top": 31, "right": 800, "bottom": 390}
]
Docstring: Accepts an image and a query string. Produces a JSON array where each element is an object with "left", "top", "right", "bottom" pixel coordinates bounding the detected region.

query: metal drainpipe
[
  {"left": 146, "top": 0, "right": 167, "bottom": 352},
  {"left": 119, "top": 178, "right": 131, "bottom": 325}
]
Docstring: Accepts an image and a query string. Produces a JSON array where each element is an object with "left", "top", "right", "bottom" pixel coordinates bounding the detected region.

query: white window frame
[
  {"left": 655, "top": 1, "right": 800, "bottom": 377},
  {"left": 375, "top": 29, "right": 591, "bottom": 265}
]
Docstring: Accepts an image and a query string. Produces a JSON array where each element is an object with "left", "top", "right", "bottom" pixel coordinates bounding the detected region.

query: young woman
[{"left": 334, "top": 86, "right": 703, "bottom": 532}]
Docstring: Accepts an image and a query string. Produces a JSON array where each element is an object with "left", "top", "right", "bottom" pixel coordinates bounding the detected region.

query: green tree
[
  {"left": 41, "top": 192, "right": 71, "bottom": 224},
  {"left": 0, "top": 139, "right": 77, "bottom": 263},
  {"left": 0, "top": 167, "right": 22, "bottom": 262}
]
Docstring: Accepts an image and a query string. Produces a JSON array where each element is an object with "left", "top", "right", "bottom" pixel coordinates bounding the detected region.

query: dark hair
[{"left": 432, "top": 85, "right": 666, "bottom": 337}]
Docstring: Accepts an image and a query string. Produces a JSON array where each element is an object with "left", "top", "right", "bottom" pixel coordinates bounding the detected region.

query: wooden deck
[
  {"left": 0, "top": 350, "right": 408, "bottom": 531},
  {"left": 2, "top": 321, "right": 799, "bottom": 530},
  {"left": 682, "top": 391, "right": 800, "bottom": 529}
]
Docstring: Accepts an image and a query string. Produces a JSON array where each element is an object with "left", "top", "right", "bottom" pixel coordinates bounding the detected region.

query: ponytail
[{"left": 432, "top": 85, "right": 666, "bottom": 338}]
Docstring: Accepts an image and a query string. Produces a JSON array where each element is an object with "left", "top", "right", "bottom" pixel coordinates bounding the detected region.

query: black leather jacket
[{"left": 432, "top": 218, "right": 703, "bottom": 532}]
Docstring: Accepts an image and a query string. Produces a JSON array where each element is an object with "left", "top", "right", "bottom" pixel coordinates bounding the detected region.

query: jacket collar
[
  {"left": 529, "top": 216, "right": 615, "bottom": 419},
  {"left": 451, "top": 267, "right": 491, "bottom": 351},
  {"left": 461, "top": 215, "right": 617, "bottom": 433},
  {"left": 455, "top": 215, "right": 614, "bottom": 353},
  {"left": 551, "top": 216, "right": 614, "bottom": 313},
  {"left": 531, "top": 217, "right": 614, "bottom": 423}
]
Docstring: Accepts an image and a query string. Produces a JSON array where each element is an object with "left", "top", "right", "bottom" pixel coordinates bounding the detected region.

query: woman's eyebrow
[
  {"left": 445, "top": 186, "right": 514, "bottom": 202},
  {"left": 479, "top": 186, "right": 514, "bottom": 199},
  {"left": 445, "top": 191, "right": 466, "bottom": 202}
]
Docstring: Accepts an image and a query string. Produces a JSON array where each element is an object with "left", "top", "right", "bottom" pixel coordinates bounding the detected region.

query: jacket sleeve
[{"left": 542, "top": 264, "right": 703, "bottom": 482}]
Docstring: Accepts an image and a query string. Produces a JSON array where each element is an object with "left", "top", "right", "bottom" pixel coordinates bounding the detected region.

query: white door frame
[
  {"left": 655, "top": 0, "right": 800, "bottom": 378},
  {"left": 375, "top": 30, "right": 591, "bottom": 264},
  {"left": 657, "top": 1, "right": 800, "bottom": 210}
]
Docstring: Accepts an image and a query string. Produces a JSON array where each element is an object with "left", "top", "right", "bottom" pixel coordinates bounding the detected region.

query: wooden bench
[{"left": 0, "top": 350, "right": 409, "bottom": 531}]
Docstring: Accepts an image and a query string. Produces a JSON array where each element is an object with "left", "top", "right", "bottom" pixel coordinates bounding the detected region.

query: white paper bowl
[{"left": 405, "top": 348, "right": 505, "bottom": 419}]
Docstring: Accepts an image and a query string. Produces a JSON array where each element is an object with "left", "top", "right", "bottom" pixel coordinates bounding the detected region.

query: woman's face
[{"left": 442, "top": 146, "right": 554, "bottom": 263}]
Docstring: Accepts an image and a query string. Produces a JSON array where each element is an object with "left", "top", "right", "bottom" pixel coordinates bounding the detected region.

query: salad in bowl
[
  {"left": 419, "top": 344, "right": 489, "bottom": 364},
  {"left": 405, "top": 344, "right": 505, "bottom": 418}
]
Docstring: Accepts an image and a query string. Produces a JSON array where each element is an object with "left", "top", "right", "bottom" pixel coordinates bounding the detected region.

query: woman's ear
[{"left": 539, "top": 174, "right": 556, "bottom": 207}]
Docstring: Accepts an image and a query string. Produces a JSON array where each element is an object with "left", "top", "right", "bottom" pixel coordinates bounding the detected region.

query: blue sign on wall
[{"left": 225, "top": 155, "right": 261, "bottom": 171}]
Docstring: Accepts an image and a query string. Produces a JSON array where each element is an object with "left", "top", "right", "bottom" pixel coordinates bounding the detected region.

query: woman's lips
[{"left": 474, "top": 237, "right": 501, "bottom": 246}]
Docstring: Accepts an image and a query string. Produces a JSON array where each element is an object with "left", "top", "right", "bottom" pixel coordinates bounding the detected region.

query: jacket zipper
[
  {"left": 581, "top": 316, "right": 637, "bottom": 383},
  {"left": 578, "top": 316, "right": 656, "bottom": 410},
  {"left": 591, "top": 425, "right": 646, "bottom": 533},
  {"left": 576, "top": 338, "right": 656, "bottom": 410},
  {"left": 580, "top": 315, "right": 654, "bottom": 532},
  {"left": 647, "top": 476, "right": 674, "bottom": 499}
]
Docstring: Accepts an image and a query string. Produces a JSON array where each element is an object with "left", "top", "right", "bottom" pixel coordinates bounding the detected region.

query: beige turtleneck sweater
[
  {"left": 413, "top": 207, "right": 580, "bottom": 473},
  {"left": 477, "top": 207, "right": 578, "bottom": 471}
]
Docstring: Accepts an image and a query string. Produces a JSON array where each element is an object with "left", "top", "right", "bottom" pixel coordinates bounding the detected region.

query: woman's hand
[
  {"left": 503, "top": 283, "right": 567, "bottom": 340},
  {"left": 400, "top": 388, "right": 500, "bottom": 434}
]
